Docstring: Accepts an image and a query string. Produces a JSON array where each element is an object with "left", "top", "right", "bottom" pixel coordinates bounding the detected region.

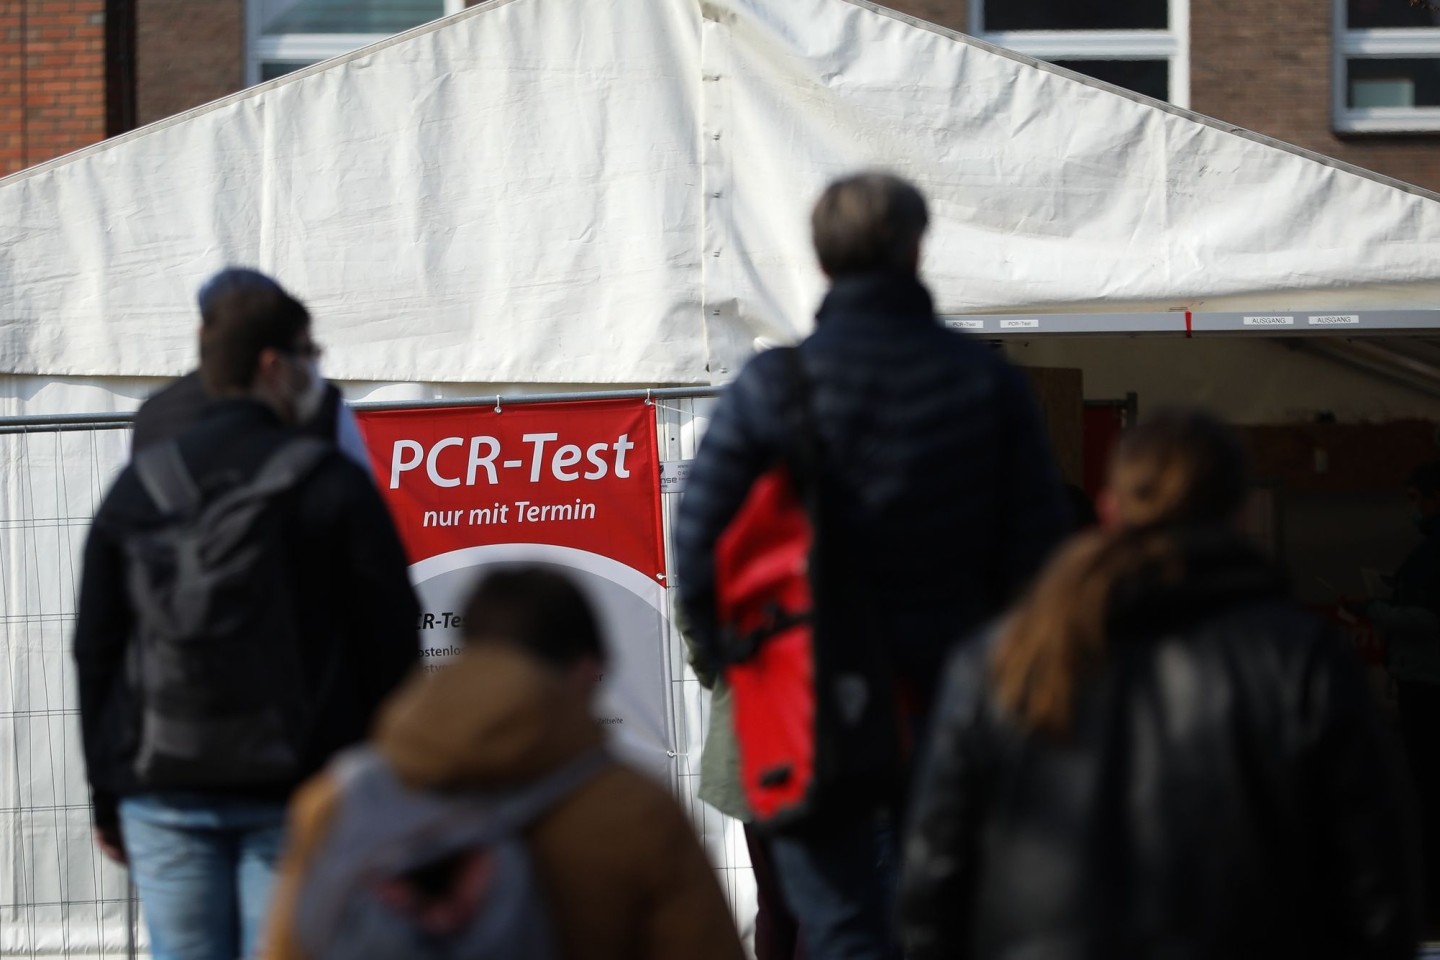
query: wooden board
[{"left": 1023, "top": 366, "right": 1085, "bottom": 487}]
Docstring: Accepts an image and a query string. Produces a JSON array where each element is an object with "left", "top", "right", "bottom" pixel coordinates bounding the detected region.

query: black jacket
[
  {"left": 132, "top": 369, "right": 345, "bottom": 453},
  {"left": 1369, "top": 516, "right": 1440, "bottom": 686},
  {"left": 1393, "top": 515, "right": 1440, "bottom": 618},
  {"left": 75, "top": 400, "right": 420, "bottom": 828},
  {"left": 898, "top": 534, "right": 1422, "bottom": 960},
  {"left": 675, "top": 272, "right": 1070, "bottom": 701}
]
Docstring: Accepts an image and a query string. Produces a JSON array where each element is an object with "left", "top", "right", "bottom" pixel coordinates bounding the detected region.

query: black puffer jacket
[
  {"left": 675, "top": 271, "right": 1070, "bottom": 701},
  {"left": 899, "top": 534, "right": 1422, "bottom": 960}
]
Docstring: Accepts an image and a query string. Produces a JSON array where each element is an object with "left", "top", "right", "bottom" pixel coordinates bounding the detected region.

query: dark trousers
[
  {"left": 767, "top": 808, "right": 901, "bottom": 960},
  {"left": 1398, "top": 680, "right": 1440, "bottom": 931},
  {"left": 746, "top": 825, "right": 805, "bottom": 960}
]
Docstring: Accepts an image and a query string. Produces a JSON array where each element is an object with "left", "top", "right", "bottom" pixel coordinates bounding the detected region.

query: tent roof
[{"left": 3, "top": 0, "right": 1440, "bottom": 385}]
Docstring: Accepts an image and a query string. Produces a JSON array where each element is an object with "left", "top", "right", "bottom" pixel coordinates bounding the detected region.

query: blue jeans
[
  {"left": 768, "top": 808, "right": 902, "bottom": 960},
  {"left": 119, "top": 794, "right": 288, "bottom": 960}
]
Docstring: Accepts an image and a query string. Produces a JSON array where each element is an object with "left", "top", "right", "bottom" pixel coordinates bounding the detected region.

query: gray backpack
[
  {"left": 295, "top": 746, "right": 609, "bottom": 960},
  {"left": 123, "top": 437, "right": 330, "bottom": 788}
]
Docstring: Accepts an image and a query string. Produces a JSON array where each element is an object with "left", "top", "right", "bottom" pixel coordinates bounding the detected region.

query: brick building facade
[
  {"left": 1187, "top": 0, "right": 1440, "bottom": 190},
  {"left": 2, "top": 0, "right": 1439, "bottom": 190},
  {"left": 0, "top": 0, "right": 106, "bottom": 175},
  {"left": 888, "top": 0, "right": 1440, "bottom": 191},
  {"left": 136, "top": 0, "right": 242, "bottom": 127}
]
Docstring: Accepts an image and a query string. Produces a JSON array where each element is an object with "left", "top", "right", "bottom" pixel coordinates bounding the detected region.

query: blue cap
[{"left": 197, "top": 267, "right": 288, "bottom": 315}]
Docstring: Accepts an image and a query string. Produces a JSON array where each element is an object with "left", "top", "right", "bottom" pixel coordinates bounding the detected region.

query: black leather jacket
[{"left": 899, "top": 534, "right": 1422, "bottom": 960}]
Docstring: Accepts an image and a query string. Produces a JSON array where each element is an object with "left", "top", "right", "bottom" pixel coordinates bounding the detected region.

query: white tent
[
  {"left": 4, "top": 0, "right": 1440, "bottom": 417},
  {"left": 6, "top": 1, "right": 1440, "bottom": 956}
]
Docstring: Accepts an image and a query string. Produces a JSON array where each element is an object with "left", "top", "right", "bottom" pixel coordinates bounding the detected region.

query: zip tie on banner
[
  {"left": 494, "top": 395, "right": 503, "bottom": 414},
  {"left": 645, "top": 388, "right": 653, "bottom": 406},
  {"left": 666, "top": 750, "right": 690, "bottom": 758}
]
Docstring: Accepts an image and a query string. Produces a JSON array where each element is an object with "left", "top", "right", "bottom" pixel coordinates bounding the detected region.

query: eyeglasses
[{"left": 287, "top": 340, "right": 323, "bottom": 361}]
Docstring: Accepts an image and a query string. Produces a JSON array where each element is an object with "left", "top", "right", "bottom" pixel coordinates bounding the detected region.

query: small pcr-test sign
[{"left": 999, "top": 318, "right": 1041, "bottom": 330}]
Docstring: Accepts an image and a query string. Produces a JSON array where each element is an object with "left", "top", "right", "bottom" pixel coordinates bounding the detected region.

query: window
[
  {"left": 970, "top": 0, "right": 1189, "bottom": 108},
  {"left": 1335, "top": 0, "right": 1440, "bottom": 132},
  {"left": 248, "top": 0, "right": 466, "bottom": 85}
]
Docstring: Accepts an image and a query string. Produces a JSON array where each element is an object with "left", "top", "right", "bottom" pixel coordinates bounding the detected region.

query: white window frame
[
  {"left": 969, "top": 0, "right": 1190, "bottom": 110},
  {"left": 1333, "top": 0, "right": 1440, "bottom": 133},
  {"left": 247, "top": 0, "right": 466, "bottom": 86}
]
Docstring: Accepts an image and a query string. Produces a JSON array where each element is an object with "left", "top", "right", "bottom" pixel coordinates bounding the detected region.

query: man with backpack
[
  {"left": 261, "top": 567, "right": 746, "bottom": 960},
  {"left": 74, "top": 273, "right": 420, "bottom": 960},
  {"left": 675, "top": 171, "right": 1071, "bottom": 960}
]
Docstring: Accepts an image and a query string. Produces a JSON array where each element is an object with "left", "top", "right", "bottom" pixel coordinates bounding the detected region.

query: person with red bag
[{"left": 675, "top": 171, "right": 1070, "bottom": 960}]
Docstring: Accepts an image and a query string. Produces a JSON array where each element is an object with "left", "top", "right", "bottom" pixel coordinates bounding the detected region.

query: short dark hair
[
  {"left": 460, "top": 567, "right": 606, "bottom": 669},
  {"left": 197, "top": 268, "right": 310, "bottom": 394},
  {"left": 811, "top": 171, "right": 929, "bottom": 278},
  {"left": 1410, "top": 461, "right": 1440, "bottom": 498}
]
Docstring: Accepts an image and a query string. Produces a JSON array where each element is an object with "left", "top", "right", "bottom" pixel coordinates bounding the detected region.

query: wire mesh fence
[
  {"left": 653, "top": 394, "right": 757, "bottom": 928},
  {"left": 0, "top": 392, "right": 749, "bottom": 959},
  {"left": 0, "top": 424, "right": 140, "bottom": 960}
]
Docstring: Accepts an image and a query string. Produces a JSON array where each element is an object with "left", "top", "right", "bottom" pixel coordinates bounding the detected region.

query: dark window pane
[
  {"left": 984, "top": 0, "right": 1166, "bottom": 32},
  {"left": 260, "top": 61, "right": 316, "bottom": 81},
  {"left": 1347, "top": 0, "right": 1440, "bottom": 29},
  {"left": 1348, "top": 58, "right": 1440, "bottom": 107},
  {"left": 262, "top": 0, "right": 445, "bottom": 35},
  {"left": 1050, "top": 59, "right": 1170, "bottom": 101}
]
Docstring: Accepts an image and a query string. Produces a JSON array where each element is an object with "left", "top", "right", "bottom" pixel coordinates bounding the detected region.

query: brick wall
[
  {"left": 1191, "top": 0, "right": 1440, "bottom": 192},
  {"left": 0, "top": 0, "right": 106, "bottom": 177},
  {"left": 885, "top": 0, "right": 970, "bottom": 34},
  {"left": 135, "top": 0, "right": 241, "bottom": 126}
]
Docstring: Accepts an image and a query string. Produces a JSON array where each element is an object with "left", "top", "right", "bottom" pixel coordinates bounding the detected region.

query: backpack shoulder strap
[
  {"left": 246, "top": 436, "right": 332, "bottom": 496},
  {"left": 204, "top": 436, "right": 332, "bottom": 519},
  {"left": 486, "top": 749, "right": 610, "bottom": 833},
  {"left": 133, "top": 440, "right": 201, "bottom": 516}
]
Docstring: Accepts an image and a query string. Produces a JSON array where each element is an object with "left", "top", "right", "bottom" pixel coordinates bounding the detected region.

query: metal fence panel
[
  {"left": 1, "top": 426, "right": 140, "bottom": 959},
  {"left": 0, "top": 393, "right": 746, "bottom": 959},
  {"left": 653, "top": 395, "right": 757, "bottom": 936}
]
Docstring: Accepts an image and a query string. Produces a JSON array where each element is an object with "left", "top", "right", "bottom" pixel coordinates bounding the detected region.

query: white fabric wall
[
  {"left": 0, "top": 0, "right": 708, "bottom": 385},
  {"left": 4, "top": 0, "right": 1440, "bottom": 390}
]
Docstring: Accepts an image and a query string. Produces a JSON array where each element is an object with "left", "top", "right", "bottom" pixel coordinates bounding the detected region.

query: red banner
[
  {"left": 357, "top": 399, "right": 672, "bottom": 778},
  {"left": 360, "top": 399, "right": 665, "bottom": 577}
]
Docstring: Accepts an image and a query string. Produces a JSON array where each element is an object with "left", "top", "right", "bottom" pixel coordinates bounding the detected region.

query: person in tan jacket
[{"left": 263, "top": 567, "right": 746, "bottom": 960}]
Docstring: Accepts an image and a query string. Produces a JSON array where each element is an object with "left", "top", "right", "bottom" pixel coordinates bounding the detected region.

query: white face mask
[{"left": 294, "top": 358, "right": 326, "bottom": 424}]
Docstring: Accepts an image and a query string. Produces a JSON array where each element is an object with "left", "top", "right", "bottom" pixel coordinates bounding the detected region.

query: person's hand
[{"left": 93, "top": 825, "right": 126, "bottom": 865}]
